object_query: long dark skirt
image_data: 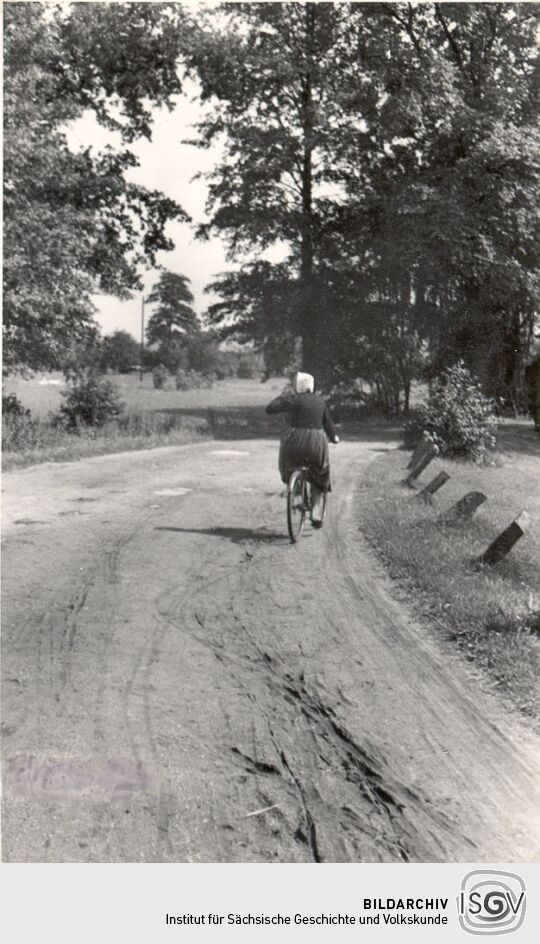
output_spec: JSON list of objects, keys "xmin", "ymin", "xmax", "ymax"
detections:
[{"xmin": 279, "ymin": 428, "xmax": 331, "ymax": 491}]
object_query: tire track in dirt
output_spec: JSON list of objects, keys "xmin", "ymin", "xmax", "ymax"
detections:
[
  {"xmin": 143, "ymin": 449, "xmax": 539, "ymax": 861},
  {"xmin": 147, "ymin": 517, "xmax": 467, "ymax": 861},
  {"xmin": 2, "ymin": 438, "xmax": 539, "ymax": 862}
]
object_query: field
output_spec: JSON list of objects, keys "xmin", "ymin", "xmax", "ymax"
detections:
[
  {"xmin": 2, "ymin": 374, "xmax": 289, "ymax": 469},
  {"xmin": 357, "ymin": 421, "xmax": 540, "ymax": 718},
  {"xmin": 5, "ymin": 372, "xmax": 286, "ymax": 418}
]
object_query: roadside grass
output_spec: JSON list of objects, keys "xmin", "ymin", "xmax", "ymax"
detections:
[
  {"xmin": 357, "ymin": 421, "xmax": 539, "ymax": 718},
  {"xmin": 2, "ymin": 410, "xmax": 213, "ymax": 470},
  {"xmin": 2, "ymin": 376, "xmax": 287, "ymax": 470}
]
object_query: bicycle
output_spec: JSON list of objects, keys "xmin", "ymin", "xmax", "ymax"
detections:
[{"xmin": 287, "ymin": 466, "xmax": 327, "ymax": 543}]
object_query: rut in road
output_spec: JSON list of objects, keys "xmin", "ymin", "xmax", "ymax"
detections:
[
  {"xmin": 154, "ymin": 545, "xmax": 467, "ymax": 863},
  {"xmin": 3, "ymin": 439, "xmax": 539, "ymax": 862}
]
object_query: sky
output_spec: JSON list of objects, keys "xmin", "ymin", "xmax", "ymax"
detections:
[{"xmin": 68, "ymin": 80, "xmax": 230, "ymax": 341}]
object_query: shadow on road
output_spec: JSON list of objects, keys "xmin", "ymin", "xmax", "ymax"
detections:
[
  {"xmin": 155, "ymin": 405, "xmax": 285, "ymax": 440},
  {"xmin": 155, "ymin": 525, "xmax": 287, "ymax": 545},
  {"xmin": 152, "ymin": 405, "xmax": 403, "ymax": 443}
]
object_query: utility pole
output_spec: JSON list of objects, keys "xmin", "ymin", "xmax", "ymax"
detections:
[{"xmin": 140, "ymin": 293, "xmax": 145, "ymax": 383}]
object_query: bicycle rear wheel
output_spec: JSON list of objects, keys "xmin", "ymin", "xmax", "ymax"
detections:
[{"xmin": 287, "ymin": 470, "xmax": 306, "ymax": 543}]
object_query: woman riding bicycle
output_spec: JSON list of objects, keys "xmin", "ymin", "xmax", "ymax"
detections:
[{"xmin": 265, "ymin": 371, "xmax": 339, "ymax": 526}]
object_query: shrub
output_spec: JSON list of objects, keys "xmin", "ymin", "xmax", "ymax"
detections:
[
  {"xmin": 327, "ymin": 380, "xmax": 369, "ymax": 421},
  {"xmin": 402, "ymin": 409, "xmax": 424, "ymax": 450},
  {"xmin": 2, "ymin": 392, "xmax": 31, "ymax": 420},
  {"xmin": 403, "ymin": 361, "xmax": 497, "ymax": 462},
  {"xmin": 152, "ymin": 364, "xmax": 172, "ymax": 390},
  {"xmin": 213, "ymin": 365, "xmax": 231, "ymax": 381},
  {"xmin": 174, "ymin": 368, "xmax": 214, "ymax": 391},
  {"xmin": 57, "ymin": 375, "xmax": 124, "ymax": 431},
  {"xmin": 2, "ymin": 393, "xmax": 38, "ymax": 450},
  {"xmin": 117, "ymin": 409, "xmax": 173, "ymax": 436},
  {"xmin": 237, "ymin": 355, "xmax": 262, "ymax": 379}
]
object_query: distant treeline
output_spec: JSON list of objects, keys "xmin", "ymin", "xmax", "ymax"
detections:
[{"xmin": 75, "ymin": 329, "xmax": 263, "ymax": 383}]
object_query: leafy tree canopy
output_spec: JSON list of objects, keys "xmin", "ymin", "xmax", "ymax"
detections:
[
  {"xmin": 100, "ymin": 330, "xmax": 141, "ymax": 374},
  {"xmin": 190, "ymin": 2, "xmax": 539, "ymax": 408},
  {"xmin": 3, "ymin": 1, "xmax": 189, "ymax": 375}
]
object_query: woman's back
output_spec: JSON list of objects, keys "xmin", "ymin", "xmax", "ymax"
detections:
[
  {"xmin": 266, "ymin": 390, "xmax": 337, "ymax": 440},
  {"xmin": 290, "ymin": 392, "xmax": 327, "ymax": 428}
]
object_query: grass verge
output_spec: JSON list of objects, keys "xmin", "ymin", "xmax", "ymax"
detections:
[
  {"xmin": 2, "ymin": 376, "xmax": 289, "ymax": 470},
  {"xmin": 2, "ymin": 410, "xmax": 212, "ymax": 470},
  {"xmin": 357, "ymin": 426, "xmax": 539, "ymax": 719}
]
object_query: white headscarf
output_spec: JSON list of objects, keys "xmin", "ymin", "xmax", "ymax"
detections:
[{"xmin": 294, "ymin": 371, "xmax": 314, "ymax": 394}]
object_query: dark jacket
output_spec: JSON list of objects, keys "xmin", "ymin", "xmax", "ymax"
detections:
[{"xmin": 265, "ymin": 391, "xmax": 338, "ymax": 441}]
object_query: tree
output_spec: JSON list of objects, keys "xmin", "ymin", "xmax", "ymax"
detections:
[
  {"xmin": 334, "ymin": 2, "xmax": 540, "ymax": 406},
  {"xmin": 145, "ymin": 271, "xmax": 198, "ymax": 370},
  {"xmin": 3, "ymin": 2, "xmax": 189, "ymax": 375},
  {"xmin": 60, "ymin": 327, "xmax": 103, "ymax": 383},
  {"xmin": 191, "ymin": 2, "xmax": 539, "ymax": 409},
  {"xmin": 100, "ymin": 331, "xmax": 141, "ymax": 374},
  {"xmin": 182, "ymin": 332, "xmax": 221, "ymax": 375},
  {"xmin": 188, "ymin": 2, "xmax": 382, "ymax": 378},
  {"xmin": 206, "ymin": 261, "xmax": 299, "ymax": 376}
]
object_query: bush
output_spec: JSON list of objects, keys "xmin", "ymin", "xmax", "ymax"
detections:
[
  {"xmin": 213, "ymin": 365, "xmax": 232, "ymax": 381},
  {"xmin": 237, "ymin": 355, "xmax": 262, "ymax": 379},
  {"xmin": 403, "ymin": 362, "xmax": 497, "ymax": 462},
  {"xmin": 2, "ymin": 392, "xmax": 31, "ymax": 420},
  {"xmin": 152, "ymin": 364, "xmax": 172, "ymax": 390},
  {"xmin": 115, "ymin": 409, "xmax": 173, "ymax": 436},
  {"xmin": 216, "ymin": 351, "xmax": 242, "ymax": 378},
  {"xmin": 402, "ymin": 410, "xmax": 424, "ymax": 450},
  {"xmin": 327, "ymin": 380, "xmax": 369, "ymax": 421},
  {"xmin": 57, "ymin": 375, "xmax": 124, "ymax": 431},
  {"xmin": 2, "ymin": 393, "xmax": 38, "ymax": 450},
  {"xmin": 174, "ymin": 368, "xmax": 214, "ymax": 391}
]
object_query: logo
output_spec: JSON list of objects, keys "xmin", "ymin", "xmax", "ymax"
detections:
[{"xmin": 458, "ymin": 871, "xmax": 526, "ymax": 935}]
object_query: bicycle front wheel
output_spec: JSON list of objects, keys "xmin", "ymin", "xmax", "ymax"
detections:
[{"xmin": 287, "ymin": 470, "xmax": 306, "ymax": 543}]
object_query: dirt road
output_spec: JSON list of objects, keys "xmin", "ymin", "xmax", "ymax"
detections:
[{"xmin": 2, "ymin": 438, "xmax": 539, "ymax": 862}]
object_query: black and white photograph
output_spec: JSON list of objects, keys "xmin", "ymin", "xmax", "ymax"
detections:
[{"xmin": 2, "ymin": 0, "xmax": 539, "ymax": 909}]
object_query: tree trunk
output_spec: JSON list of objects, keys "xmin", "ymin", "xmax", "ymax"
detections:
[
  {"xmin": 505, "ymin": 308, "xmax": 524, "ymax": 411},
  {"xmin": 403, "ymin": 380, "xmax": 411, "ymax": 414},
  {"xmin": 298, "ymin": 3, "xmax": 318, "ymax": 376}
]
